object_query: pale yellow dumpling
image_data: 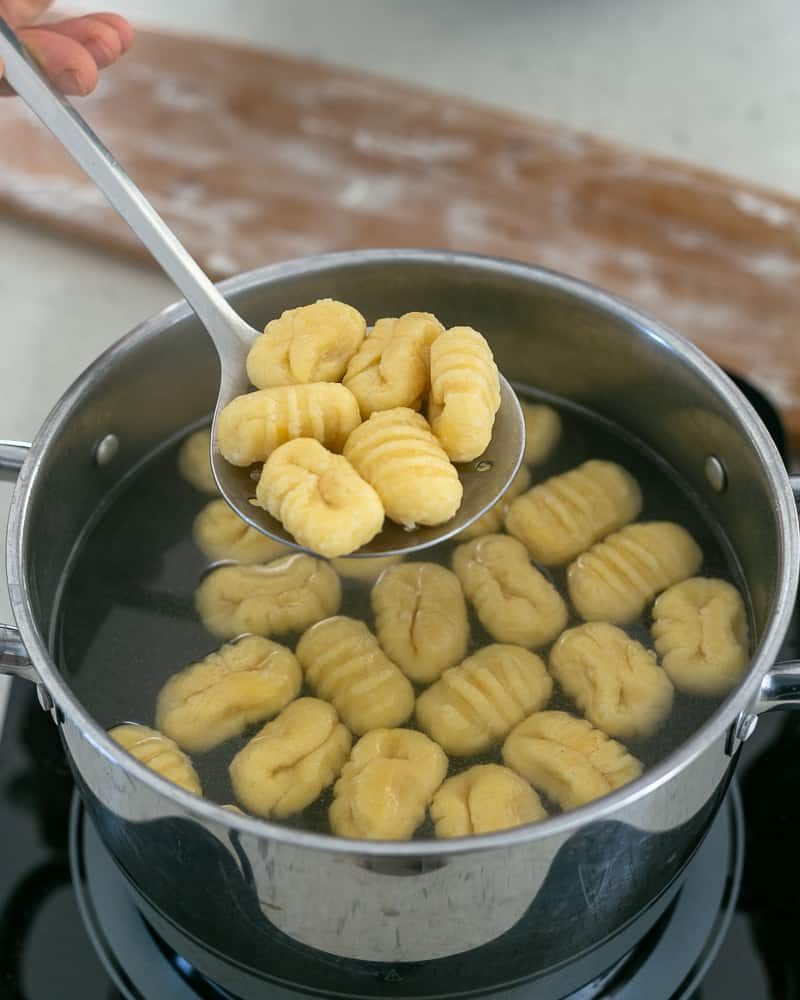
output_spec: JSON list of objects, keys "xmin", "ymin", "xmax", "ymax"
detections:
[
  {"xmin": 344, "ymin": 408, "xmax": 462, "ymax": 527},
  {"xmin": 296, "ymin": 616, "xmax": 415, "ymax": 734},
  {"xmin": 503, "ymin": 711, "xmax": 642, "ymax": 811},
  {"xmin": 522, "ymin": 403, "xmax": 561, "ymax": 466},
  {"xmin": 505, "ymin": 460, "xmax": 642, "ymax": 566},
  {"xmin": 109, "ymin": 724, "xmax": 201, "ymax": 795},
  {"xmin": 428, "ymin": 326, "xmax": 501, "ymax": 462},
  {"xmin": 177, "ymin": 428, "xmax": 217, "ymax": 495},
  {"xmin": 458, "ymin": 466, "xmax": 532, "ymax": 541},
  {"xmin": 229, "ymin": 698, "xmax": 351, "ymax": 818},
  {"xmin": 416, "ymin": 644, "xmax": 552, "ymax": 756},
  {"xmin": 452, "ymin": 534, "xmax": 567, "ymax": 648},
  {"xmin": 246, "ymin": 299, "xmax": 366, "ymax": 388},
  {"xmin": 371, "ymin": 563, "xmax": 469, "ymax": 684},
  {"xmin": 651, "ymin": 577, "xmax": 749, "ymax": 696},
  {"xmin": 216, "ymin": 383, "xmax": 361, "ymax": 467},
  {"xmin": 431, "ymin": 764, "xmax": 546, "ymax": 838},
  {"xmin": 196, "ymin": 554, "xmax": 341, "ymax": 639},
  {"xmin": 255, "ymin": 439, "xmax": 384, "ymax": 557},
  {"xmin": 331, "ymin": 553, "xmax": 403, "ymax": 582},
  {"xmin": 155, "ymin": 636, "xmax": 302, "ymax": 753},
  {"xmin": 330, "ymin": 728, "xmax": 448, "ymax": 840},
  {"xmin": 549, "ymin": 624, "xmax": 674, "ymax": 741},
  {"xmin": 568, "ymin": 522, "xmax": 703, "ymax": 625},
  {"xmin": 193, "ymin": 499, "xmax": 289, "ymax": 564},
  {"xmin": 343, "ymin": 312, "xmax": 443, "ymax": 417}
]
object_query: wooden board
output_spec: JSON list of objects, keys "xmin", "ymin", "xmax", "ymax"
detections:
[{"xmin": 2, "ymin": 30, "xmax": 799, "ymax": 444}]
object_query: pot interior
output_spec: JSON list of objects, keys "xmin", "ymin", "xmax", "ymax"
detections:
[{"xmin": 14, "ymin": 252, "xmax": 792, "ymax": 827}]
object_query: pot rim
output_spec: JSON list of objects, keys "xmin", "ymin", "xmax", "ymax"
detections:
[{"xmin": 7, "ymin": 248, "xmax": 798, "ymax": 857}]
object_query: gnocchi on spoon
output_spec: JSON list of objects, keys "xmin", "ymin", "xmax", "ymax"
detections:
[{"xmin": 0, "ymin": 17, "xmax": 525, "ymax": 558}]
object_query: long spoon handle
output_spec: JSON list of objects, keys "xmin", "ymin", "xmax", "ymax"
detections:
[{"xmin": 0, "ymin": 18, "xmax": 252, "ymax": 354}]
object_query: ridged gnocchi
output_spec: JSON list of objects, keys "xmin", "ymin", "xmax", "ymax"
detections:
[
  {"xmin": 177, "ymin": 428, "xmax": 217, "ymax": 495},
  {"xmin": 503, "ymin": 711, "xmax": 642, "ymax": 810},
  {"xmin": 549, "ymin": 624, "xmax": 674, "ymax": 741},
  {"xmin": 331, "ymin": 553, "xmax": 403, "ymax": 582},
  {"xmin": 415, "ymin": 644, "xmax": 553, "ymax": 756},
  {"xmin": 193, "ymin": 499, "xmax": 288, "ymax": 564},
  {"xmin": 506, "ymin": 460, "xmax": 642, "ymax": 566},
  {"xmin": 196, "ymin": 554, "xmax": 341, "ymax": 639},
  {"xmin": 428, "ymin": 326, "xmax": 501, "ymax": 462},
  {"xmin": 246, "ymin": 299, "xmax": 366, "ymax": 388},
  {"xmin": 296, "ymin": 616, "xmax": 415, "ymax": 734},
  {"xmin": 431, "ymin": 764, "xmax": 546, "ymax": 838},
  {"xmin": 651, "ymin": 577, "xmax": 749, "ymax": 696},
  {"xmin": 109, "ymin": 724, "xmax": 201, "ymax": 795},
  {"xmin": 155, "ymin": 636, "xmax": 302, "ymax": 752},
  {"xmin": 458, "ymin": 465, "xmax": 532, "ymax": 541},
  {"xmin": 568, "ymin": 521, "xmax": 703, "ymax": 625},
  {"xmin": 229, "ymin": 698, "xmax": 351, "ymax": 818},
  {"xmin": 329, "ymin": 728, "xmax": 448, "ymax": 840},
  {"xmin": 452, "ymin": 534, "xmax": 567, "ymax": 648},
  {"xmin": 216, "ymin": 383, "xmax": 361, "ymax": 467},
  {"xmin": 343, "ymin": 407, "xmax": 462, "ymax": 527},
  {"xmin": 522, "ymin": 403, "xmax": 561, "ymax": 466},
  {"xmin": 371, "ymin": 562, "xmax": 469, "ymax": 684},
  {"xmin": 343, "ymin": 312, "xmax": 443, "ymax": 417},
  {"xmin": 255, "ymin": 439, "xmax": 384, "ymax": 557}
]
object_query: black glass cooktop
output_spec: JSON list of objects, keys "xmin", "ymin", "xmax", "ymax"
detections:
[{"xmin": 1, "ymin": 373, "xmax": 798, "ymax": 1000}]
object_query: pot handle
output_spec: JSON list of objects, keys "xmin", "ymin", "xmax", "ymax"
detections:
[
  {"xmin": 754, "ymin": 474, "xmax": 800, "ymax": 713},
  {"xmin": 0, "ymin": 440, "xmax": 38, "ymax": 683}
]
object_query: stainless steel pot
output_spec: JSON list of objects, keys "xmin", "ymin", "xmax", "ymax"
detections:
[{"xmin": 2, "ymin": 249, "xmax": 800, "ymax": 996}]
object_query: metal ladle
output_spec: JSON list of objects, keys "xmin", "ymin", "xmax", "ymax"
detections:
[{"xmin": 0, "ymin": 19, "xmax": 525, "ymax": 556}]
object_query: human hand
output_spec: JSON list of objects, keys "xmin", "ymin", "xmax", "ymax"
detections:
[{"xmin": 0, "ymin": 1, "xmax": 133, "ymax": 96}]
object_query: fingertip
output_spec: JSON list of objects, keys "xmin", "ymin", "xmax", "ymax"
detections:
[
  {"xmin": 92, "ymin": 13, "xmax": 134, "ymax": 52},
  {"xmin": 21, "ymin": 27, "xmax": 100, "ymax": 95}
]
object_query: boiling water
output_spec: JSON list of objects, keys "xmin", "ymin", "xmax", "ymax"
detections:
[{"xmin": 55, "ymin": 388, "xmax": 748, "ymax": 834}]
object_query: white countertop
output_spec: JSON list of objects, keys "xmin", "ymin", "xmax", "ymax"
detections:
[{"xmin": 1, "ymin": 0, "xmax": 798, "ymax": 704}]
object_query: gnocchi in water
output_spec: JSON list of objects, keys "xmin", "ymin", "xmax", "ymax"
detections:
[
  {"xmin": 453, "ymin": 534, "xmax": 567, "ymax": 648},
  {"xmin": 521, "ymin": 402, "xmax": 561, "ymax": 466},
  {"xmin": 416, "ymin": 644, "xmax": 553, "ymax": 756},
  {"xmin": 330, "ymin": 728, "xmax": 448, "ymax": 840},
  {"xmin": 229, "ymin": 698, "xmax": 351, "ymax": 818},
  {"xmin": 343, "ymin": 312, "xmax": 443, "ymax": 417},
  {"xmin": 109, "ymin": 724, "xmax": 201, "ymax": 795},
  {"xmin": 651, "ymin": 577, "xmax": 749, "ymax": 696},
  {"xmin": 344, "ymin": 407, "xmax": 462, "ymax": 527},
  {"xmin": 371, "ymin": 562, "xmax": 469, "ymax": 684},
  {"xmin": 458, "ymin": 465, "xmax": 532, "ymax": 541},
  {"xmin": 155, "ymin": 636, "xmax": 302, "ymax": 753},
  {"xmin": 196, "ymin": 554, "xmax": 341, "ymax": 639},
  {"xmin": 296, "ymin": 616, "xmax": 415, "ymax": 734},
  {"xmin": 431, "ymin": 764, "xmax": 546, "ymax": 838},
  {"xmin": 193, "ymin": 499, "xmax": 288, "ymax": 564},
  {"xmin": 568, "ymin": 521, "xmax": 703, "ymax": 625},
  {"xmin": 256, "ymin": 438, "xmax": 384, "ymax": 557},
  {"xmin": 428, "ymin": 326, "xmax": 501, "ymax": 462},
  {"xmin": 246, "ymin": 299, "xmax": 366, "ymax": 388},
  {"xmin": 506, "ymin": 460, "xmax": 642, "ymax": 566},
  {"xmin": 549, "ymin": 623, "xmax": 674, "ymax": 741},
  {"xmin": 216, "ymin": 383, "xmax": 361, "ymax": 467},
  {"xmin": 503, "ymin": 711, "xmax": 642, "ymax": 810},
  {"xmin": 177, "ymin": 428, "xmax": 217, "ymax": 495}
]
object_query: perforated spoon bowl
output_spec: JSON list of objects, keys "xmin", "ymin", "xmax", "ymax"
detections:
[{"xmin": 0, "ymin": 18, "xmax": 525, "ymax": 556}]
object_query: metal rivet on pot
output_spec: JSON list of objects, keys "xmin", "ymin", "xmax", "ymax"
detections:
[
  {"xmin": 475, "ymin": 460, "xmax": 493, "ymax": 473},
  {"xmin": 95, "ymin": 434, "xmax": 119, "ymax": 466},
  {"xmin": 736, "ymin": 713, "xmax": 758, "ymax": 743},
  {"xmin": 705, "ymin": 456, "xmax": 727, "ymax": 492},
  {"xmin": 36, "ymin": 684, "xmax": 53, "ymax": 713}
]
